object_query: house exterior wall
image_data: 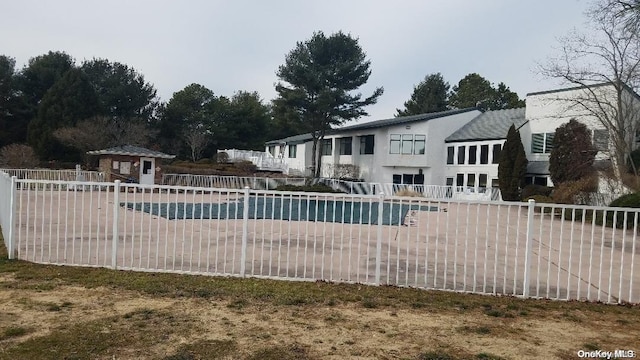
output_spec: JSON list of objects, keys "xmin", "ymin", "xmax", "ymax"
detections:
[
  {"xmin": 443, "ymin": 139, "xmax": 504, "ymax": 189},
  {"xmin": 95, "ymin": 154, "xmax": 165, "ymax": 184},
  {"xmin": 312, "ymin": 110, "xmax": 481, "ymax": 184}
]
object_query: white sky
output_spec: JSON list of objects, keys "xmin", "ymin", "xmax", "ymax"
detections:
[{"xmin": 1, "ymin": 0, "xmax": 592, "ymax": 124}]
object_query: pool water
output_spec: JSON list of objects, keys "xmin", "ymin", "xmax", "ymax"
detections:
[{"xmin": 121, "ymin": 197, "xmax": 438, "ymax": 226}]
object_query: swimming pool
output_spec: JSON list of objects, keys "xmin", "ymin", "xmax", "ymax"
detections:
[{"xmin": 121, "ymin": 197, "xmax": 438, "ymax": 225}]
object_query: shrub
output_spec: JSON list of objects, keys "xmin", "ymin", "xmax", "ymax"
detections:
[
  {"xmin": 551, "ymin": 176, "xmax": 598, "ymax": 204},
  {"xmin": 394, "ymin": 189, "xmax": 424, "ymax": 197},
  {"xmin": 0, "ymin": 144, "xmax": 39, "ymax": 168},
  {"xmin": 498, "ymin": 125, "xmax": 528, "ymax": 201},
  {"xmin": 528, "ymin": 195, "xmax": 554, "ymax": 213},
  {"xmin": 215, "ymin": 152, "xmax": 229, "ymax": 164},
  {"xmin": 234, "ymin": 160, "xmax": 257, "ymax": 174},
  {"xmin": 521, "ymin": 184, "xmax": 552, "ymax": 200},
  {"xmin": 275, "ymin": 184, "xmax": 343, "ymax": 193},
  {"xmin": 608, "ymin": 193, "xmax": 640, "ymax": 229}
]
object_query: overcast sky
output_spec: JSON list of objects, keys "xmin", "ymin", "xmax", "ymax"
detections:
[{"xmin": 1, "ymin": 0, "xmax": 592, "ymax": 123}]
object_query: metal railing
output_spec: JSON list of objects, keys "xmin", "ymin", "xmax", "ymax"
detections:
[
  {"xmin": 0, "ymin": 168, "xmax": 105, "ymax": 182},
  {"xmin": 218, "ymin": 149, "xmax": 288, "ymax": 171},
  {"xmin": 1, "ymin": 175, "xmax": 638, "ymax": 304},
  {"xmin": 162, "ymin": 174, "xmax": 502, "ymax": 200}
]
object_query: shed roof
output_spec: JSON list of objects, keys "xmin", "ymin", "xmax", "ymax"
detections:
[
  {"xmin": 86, "ymin": 145, "xmax": 175, "ymax": 159},
  {"xmin": 445, "ymin": 108, "xmax": 527, "ymax": 143}
]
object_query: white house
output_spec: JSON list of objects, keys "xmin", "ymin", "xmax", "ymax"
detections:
[
  {"xmin": 443, "ymin": 108, "xmax": 527, "ymax": 189},
  {"xmin": 257, "ymin": 83, "xmax": 640, "ymax": 192},
  {"xmin": 265, "ymin": 108, "xmax": 482, "ymax": 184}
]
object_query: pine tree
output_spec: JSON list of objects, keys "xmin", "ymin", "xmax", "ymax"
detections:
[{"xmin": 498, "ymin": 124, "xmax": 528, "ymax": 201}]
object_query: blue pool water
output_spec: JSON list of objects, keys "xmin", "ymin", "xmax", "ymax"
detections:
[{"xmin": 121, "ymin": 197, "xmax": 437, "ymax": 225}]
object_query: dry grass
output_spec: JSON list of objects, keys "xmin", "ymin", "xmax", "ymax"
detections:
[{"xmin": 0, "ymin": 241, "xmax": 639, "ymax": 359}]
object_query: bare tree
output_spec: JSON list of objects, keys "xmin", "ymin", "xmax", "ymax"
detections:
[
  {"xmin": 0, "ymin": 144, "xmax": 39, "ymax": 168},
  {"xmin": 184, "ymin": 124, "xmax": 210, "ymax": 162},
  {"xmin": 540, "ymin": 0, "xmax": 640, "ymax": 180},
  {"xmin": 53, "ymin": 116, "xmax": 158, "ymax": 153}
]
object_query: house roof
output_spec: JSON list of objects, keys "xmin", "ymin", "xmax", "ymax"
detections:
[
  {"xmin": 445, "ymin": 108, "xmax": 527, "ymax": 143},
  {"xmin": 527, "ymin": 161, "xmax": 549, "ymax": 175},
  {"xmin": 266, "ymin": 108, "xmax": 479, "ymax": 145},
  {"xmin": 86, "ymin": 145, "xmax": 176, "ymax": 159},
  {"xmin": 526, "ymin": 81, "xmax": 640, "ymax": 101}
]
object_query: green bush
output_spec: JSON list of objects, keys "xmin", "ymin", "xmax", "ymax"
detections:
[
  {"xmin": 521, "ymin": 184, "xmax": 552, "ymax": 200},
  {"xmin": 608, "ymin": 193, "xmax": 640, "ymax": 229},
  {"xmin": 275, "ymin": 184, "xmax": 343, "ymax": 193}
]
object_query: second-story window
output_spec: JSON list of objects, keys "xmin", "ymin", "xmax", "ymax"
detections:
[
  {"xmin": 321, "ymin": 138, "xmax": 332, "ymax": 156},
  {"xmin": 531, "ymin": 133, "xmax": 555, "ymax": 154},
  {"xmin": 457, "ymin": 145, "xmax": 466, "ymax": 164},
  {"xmin": 446, "ymin": 146, "xmax": 454, "ymax": 164},
  {"xmin": 414, "ymin": 135, "xmax": 426, "ymax": 154},
  {"xmin": 390, "ymin": 135, "xmax": 401, "ymax": 154},
  {"xmin": 359, "ymin": 135, "xmax": 374, "ymax": 154},
  {"xmin": 468, "ymin": 145, "xmax": 477, "ymax": 164},
  {"xmin": 402, "ymin": 134, "xmax": 413, "ymax": 154},
  {"xmin": 339, "ymin": 137, "xmax": 352, "ymax": 155}
]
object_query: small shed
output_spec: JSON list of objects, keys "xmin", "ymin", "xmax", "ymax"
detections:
[{"xmin": 87, "ymin": 145, "xmax": 175, "ymax": 185}]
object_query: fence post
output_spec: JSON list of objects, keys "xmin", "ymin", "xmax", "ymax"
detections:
[
  {"xmin": 523, "ymin": 198, "xmax": 535, "ymax": 298},
  {"xmin": 240, "ymin": 186, "xmax": 250, "ymax": 276},
  {"xmin": 112, "ymin": 180, "xmax": 121, "ymax": 269},
  {"xmin": 7, "ymin": 176, "xmax": 17, "ymax": 259},
  {"xmin": 375, "ymin": 192, "xmax": 385, "ymax": 285}
]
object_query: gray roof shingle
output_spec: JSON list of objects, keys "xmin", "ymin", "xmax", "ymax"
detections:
[
  {"xmin": 87, "ymin": 145, "xmax": 175, "ymax": 159},
  {"xmin": 445, "ymin": 108, "xmax": 527, "ymax": 143},
  {"xmin": 266, "ymin": 108, "xmax": 479, "ymax": 145}
]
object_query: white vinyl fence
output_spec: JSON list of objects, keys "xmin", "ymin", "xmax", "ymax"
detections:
[
  {"xmin": 1, "ymin": 172, "xmax": 638, "ymax": 304},
  {"xmin": 162, "ymin": 174, "xmax": 502, "ymax": 201}
]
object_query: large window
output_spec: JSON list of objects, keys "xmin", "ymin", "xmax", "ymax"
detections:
[
  {"xmin": 480, "ymin": 145, "xmax": 489, "ymax": 164},
  {"xmin": 288, "ymin": 144, "xmax": 297, "ymax": 158},
  {"xmin": 393, "ymin": 173, "xmax": 424, "ymax": 185},
  {"xmin": 468, "ymin": 145, "xmax": 477, "ymax": 164},
  {"xmin": 457, "ymin": 145, "xmax": 466, "ymax": 164},
  {"xmin": 389, "ymin": 134, "xmax": 426, "ymax": 155},
  {"xmin": 339, "ymin": 137, "xmax": 352, "ymax": 155},
  {"xmin": 390, "ymin": 134, "xmax": 401, "ymax": 154},
  {"xmin": 492, "ymin": 144, "xmax": 501, "ymax": 164},
  {"xmin": 531, "ymin": 133, "xmax": 555, "ymax": 154},
  {"xmin": 446, "ymin": 146, "xmax": 454, "ymax": 164},
  {"xmin": 321, "ymin": 139, "xmax": 332, "ymax": 156},
  {"xmin": 414, "ymin": 135, "xmax": 426, "ymax": 154},
  {"xmin": 359, "ymin": 135, "xmax": 374, "ymax": 154}
]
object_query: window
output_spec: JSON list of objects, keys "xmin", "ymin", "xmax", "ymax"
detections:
[
  {"xmin": 491, "ymin": 179, "xmax": 500, "ymax": 188},
  {"xmin": 394, "ymin": 173, "xmax": 425, "ymax": 185},
  {"xmin": 480, "ymin": 145, "xmax": 489, "ymax": 164},
  {"xmin": 268, "ymin": 145, "xmax": 276, "ymax": 156},
  {"xmin": 390, "ymin": 134, "xmax": 401, "ymax": 154},
  {"xmin": 120, "ymin": 161, "xmax": 131, "ymax": 175},
  {"xmin": 531, "ymin": 133, "xmax": 554, "ymax": 154},
  {"xmin": 321, "ymin": 139, "xmax": 332, "ymax": 156},
  {"xmin": 339, "ymin": 137, "xmax": 352, "ymax": 155},
  {"xmin": 457, "ymin": 146, "xmax": 466, "ymax": 164},
  {"xmin": 456, "ymin": 173, "xmax": 464, "ymax": 187},
  {"xmin": 467, "ymin": 173, "xmax": 476, "ymax": 188},
  {"xmin": 390, "ymin": 134, "xmax": 425, "ymax": 155},
  {"xmin": 359, "ymin": 135, "xmax": 374, "ymax": 154},
  {"xmin": 288, "ymin": 144, "xmax": 297, "ymax": 158},
  {"xmin": 414, "ymin": 135, "xmax": 426, "ymax": 154},
  {"xmin": 526, "ymin": 176, "xmax": 548, "ymax": 186},
  {"xmin": 468, "ymin": 145, "xmax": 477, "ymax": 164},
  {"xmin": 492, "ymin": 144, "xmax": 501, "ymax": 164},
  {"xmin": 479, "ymin": 174, "xmax": 488, "ymax": 188},
  {"xmin": 446, "ymin": 146, "xmax": 454, "ymax": 164},
  {"xmin": 402, "ymin": 134, "xmax": 413, "ymax": 154},
  {"xmin": 593, "ymin": 129, "xmax": 609, "ymax": 151},
  {"xmin": 446, "ymin": 177, "xmax": 454, "ymax": 186}
]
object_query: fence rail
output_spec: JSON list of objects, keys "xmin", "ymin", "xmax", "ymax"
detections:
[
  {"xmin": 1, "ymin": 172, "xmax": 638, "ymax": 304},
  {"xmin": 162, "ymin": 174, "xmax": 502, "ymax": 201},
  {"xmin": 0, "ymin": 168, "xmax": 105, "ymax": 182}
]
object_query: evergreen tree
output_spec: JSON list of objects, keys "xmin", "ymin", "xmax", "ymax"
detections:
[
  {"xmin": 549, "ymin": 119, "xmax": 597, "ymax": 184},
  {"xmin": 27, "ymin": 68, "xmax": 100, "ymax": 160},
  {"xmin": 498, "ymin": 124, "xmax": 528, "ymax": 201},
  {"xmin": 396, "ymin": 73, "xmax": 449, "ymax": 116},
  {"xmin": 275, "ymin": 31, "xmax": 383, "ymax": 177}
]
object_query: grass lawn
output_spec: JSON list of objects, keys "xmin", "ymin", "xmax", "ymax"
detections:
[{"xmin": 0, "ymin": 241, "xmax": 638, "ymax": 359}]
